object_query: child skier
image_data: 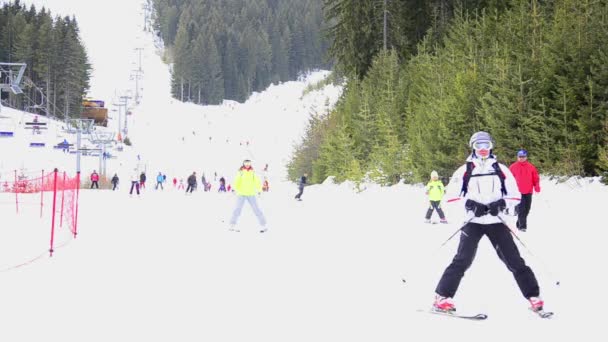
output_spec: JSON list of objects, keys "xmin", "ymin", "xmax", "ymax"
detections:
[
  {"xmin": 218, "ymin": 177, "xmax": 227, "ymax": 192},
  {"xmin": 424, "ymin": 170, "xmax": 447, "ymax": 224}
]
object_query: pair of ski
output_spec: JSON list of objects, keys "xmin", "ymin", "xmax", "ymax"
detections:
[{"xmin": 422, "ymin": 307, "xmax": 553, "ymax": 320}]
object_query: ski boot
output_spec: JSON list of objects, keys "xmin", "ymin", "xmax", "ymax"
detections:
[
  {"xmin": 433, "ymin": 294, "xmax": 456, "ymax": 312},
  {"xmin": 528, "ymin": 297, "xmax": 544, "ymax": 312}
]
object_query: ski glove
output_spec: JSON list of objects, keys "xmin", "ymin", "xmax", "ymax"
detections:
[
  {"xmin": 465, "ymin": 199, "xmax": 506, "ymax": 217},
  {"xmin": 488, "ymin": 199, "xmax": 506, "ymax": 216},
  {"xmin": 465, "ymin": 199, "xmax": 488, "ymax": 217}
]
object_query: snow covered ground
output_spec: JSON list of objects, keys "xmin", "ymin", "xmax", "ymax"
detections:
[{"xmin": 0, "ymin": 0, "xmax": 605, "ymax": 341}]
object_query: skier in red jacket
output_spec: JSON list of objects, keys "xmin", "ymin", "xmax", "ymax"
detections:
[
  {"xmin": 90, "ymin": 170, "xmax": 100, "ymax": 189},
  {"xmin": 509, "ymin": 149, "xmax": 540, "ymax": 232}
]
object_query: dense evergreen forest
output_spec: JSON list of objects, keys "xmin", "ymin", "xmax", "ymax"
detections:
[
  {"xmin": 0, "ymin": 0, "xmax": 91, "ymax": 119},
  {"xmin": 152, "ymin": 0, "xmax": 330, "ymax": 104},
  {"xmin": 289, "ymin": 0, "xmax": 608, "ymax": 184}
]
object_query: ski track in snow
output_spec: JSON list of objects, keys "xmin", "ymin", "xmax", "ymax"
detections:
[{"xmin": 0, "ymin": 1, "xmax": 604, "ymax": 340}]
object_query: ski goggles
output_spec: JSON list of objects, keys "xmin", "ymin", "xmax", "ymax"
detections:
[{"xmin": 472, "ymin": 140, "xmax": 493, "ymax": 150}]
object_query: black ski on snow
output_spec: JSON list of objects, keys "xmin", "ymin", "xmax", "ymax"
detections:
[
  {"xmin": 419, "ymin": 308, "xmax": 488, "ymax": 321},
  {"xmin": 532, "ymin": 309, "xmax": 554, "ymax": 319}
]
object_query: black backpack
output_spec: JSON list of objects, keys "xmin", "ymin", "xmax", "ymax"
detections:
[{"xmin": 460, "ymin": 161, "xmax": 507, "ymax": 197}]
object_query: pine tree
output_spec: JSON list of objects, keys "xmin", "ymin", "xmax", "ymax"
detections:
[
  {"xmin": 315, "ymin": 121, "xmax": 361, "ymax": 183},
  {"xmin": 33, "ymin": 8, "xmax": 54, "ymax": 115}
]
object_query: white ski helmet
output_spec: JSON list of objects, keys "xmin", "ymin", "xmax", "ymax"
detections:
[
  {"xmin": 430, "ymin": 170, "xmax": 439, "ymax": 179},
  {"xmin": 469, "ymin": 131, "xmax": 494, "ymax": 149}
]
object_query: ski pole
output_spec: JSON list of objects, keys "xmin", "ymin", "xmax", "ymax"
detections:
[
  {"xmin": 497, "ymin": 215, "xmax": 561, "ymax": 286},
  {"xmin": 497, "ymin": 215, "xmax": 531, "ymax": 250},
  {"xmin": 438, "ymin": 215, "xmax": 475, "ymax": 249},
  {"xmin": 401, "ymin": 216, "xmax": 474, "ymax": 286}
]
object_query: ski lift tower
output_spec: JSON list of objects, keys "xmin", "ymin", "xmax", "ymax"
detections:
[
  {"xmin": 0, "ymin": 63, "xmax": 26, "ymax": 113},
  {"xmin": 90, "ymin": 131, "xmax": 115, "ymax": 177},
  {"xmin": 119, "ymin": 95, "xmax": 132, "ymax": 135},
  {"xmin": 68, "ymin": 118, "xmax": 95, "ymax": 174}
]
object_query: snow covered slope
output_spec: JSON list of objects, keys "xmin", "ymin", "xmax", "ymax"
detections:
[{"xmin": 0, "ymin": 1, "xmax": 604, "ymax": 341}]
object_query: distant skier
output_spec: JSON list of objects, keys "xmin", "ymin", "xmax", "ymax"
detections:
[
  {"xmin": 111, "ymin": 173, "xmax": 119, "ymax": 191},
  {"xmin": 90, "ymin": 170, "xmax": 100, "ymax": 189},
  {"xmin": 228, "ymin": 159, "xmax": 267, "ymax": 233},
  {"xmin": 431, "ymin": 131, "xmax": 546, "ymax": 314},
  {"xmin": 155, "ymin": 172, "xmax": 164, "ymax": 190},
  {"xmin": 139, "ymin": 172, "xmax": 147, "ymax": 189},
  {"xmin": 129, "ymin": 170, "xmax": 140, "ymax": 196},
  {"xmin": 201, "ymin": 174, "xmax": 208, "ymax": 192},
  {"xmin": 424, "ymin": 170, "xmax": 447, "ymax": 224},
  {"xmin": 218, "ymin": 177, "xmax": 226, "ymax": 192},
  {"xmin": 178, "ymin": 178, "xmax": 185, "ymax": 190},
  {"xmin": 262, "ymin": 178, "xmax": 269, "ymax": 192},
  {"xmin": 294, "ymin": 173, "xmax": 307, "ymax": 201},
  {"xmin": 509, "ymin": 149, "xmax": 540, "ymax": 232},
  {"xmin": 186, "ymin": 172, "xmax": 197, "ymax": 193},
  {"xmin": 172, "ymin": 177, "xmax": 177, "ymax": 188}
]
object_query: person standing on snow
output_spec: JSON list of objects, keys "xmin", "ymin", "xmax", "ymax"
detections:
[
  {"xmin": 509, "ymin": 149, "xmax": 540, "ymax": 232},
  {"xmin": 155, "ymin": 172, "xmax": 164, "ymax": 190},
  {"xmin": 90, "ymin": 170, "xmax": 100, "ymax": 189},
  {"xmin": 201, "ymin": 174, "xmax": 208, "ymax": 192},
  {"xmin": 218, "ymin": 177, "xmax": 227, "ymax": 192},
  {"xmin": 424, "ymin": 170, "xmax": 447, "ymax": 224},
  {"xmin": 129, "ymin": 170, "xmax": 140, "ymax": 196},
  {"xmin": 139, "ymin": 172, "xmax": 147, "ymax": 190},
  {"xmin": 294, "ymin": 173, "xmax": 307, "ymax": 201},
  {"xmin": 432, "ymin": 131, "xmax": 546, "ymax": 314},
  {"xmin": 228, "ymin": 159, "xmax": 267, "ymax": 233},
  {"xmin": 186, "ymin": 172, "xmax": 197, "ymax": 193},
  {"xmin": 111, "ymin": 173, "xmax": 119, "ymax": 191}
]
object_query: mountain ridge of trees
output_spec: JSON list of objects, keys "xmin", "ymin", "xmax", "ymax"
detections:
[
  {"xmin": 289, "ymin": 0, "xmax": 608, "ymax": 184},
  {"xmin": 0, "ymin": 0, "xmax": 91, "ymax": 119},
  {"xmin": 153, "ymin": 0, "xmax": 330, "ymax": 104}
]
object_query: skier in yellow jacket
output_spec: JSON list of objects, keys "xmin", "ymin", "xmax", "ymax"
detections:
[
  {"xmin": 424, "ymin": 170, "xmax": 448, "ymax": 224},
  {"xmin": 228, "ymin": 159, "xmax": 267, "ymax": 233}
]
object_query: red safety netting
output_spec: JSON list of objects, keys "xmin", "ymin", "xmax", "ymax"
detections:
[{"xmin": 0, "ymin": 169, "xmax": 80, "ymax": 257}]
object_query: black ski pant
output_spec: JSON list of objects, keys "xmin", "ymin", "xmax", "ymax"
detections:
[
  {"xmin": 112, "ymin": 182, "xmax": 118, "ymax": 191},
  {"xmin": 156, "ymin": 181, "xmax": 163, "ymax": 190},
  {"xmin": 435, "ymin": 222, "xmax": 539, "ymax": 299},
  {"xmin": 91, "ymin": 181, "xmax": 99, "ymax": 189},
  {"xmin": 295, "ymin": 186, "xmax": 304, "ymax": 199},
  {"xmin": 425, "ymin": 201, "xmax": 445, "ymax": 220},
  {"xmin": 516, "ymin": 193, "xmax": 533, "ymax": 229},
  {"xmin": 186, "ymin": 184, "xmax": 195, "ymax": 193},
  {"xmin": 129, "ymin": 181, "xmax": 140, "ymax": 195}
]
